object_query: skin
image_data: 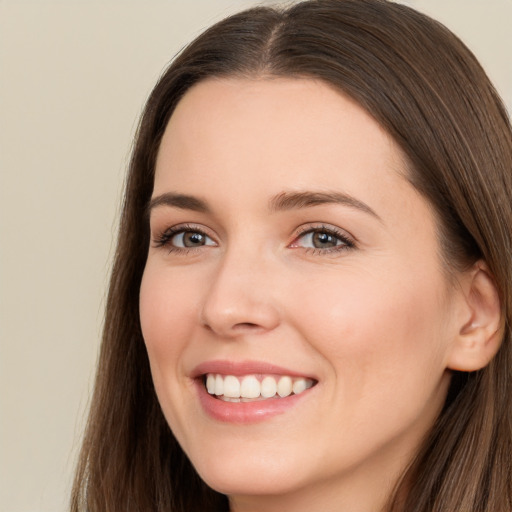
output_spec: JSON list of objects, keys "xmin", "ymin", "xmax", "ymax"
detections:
[{"xmin": 139, "ymin": 78, "xmax": 471, "ymax": 512}]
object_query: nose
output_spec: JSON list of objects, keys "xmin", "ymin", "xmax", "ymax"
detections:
[{"xmin": 200, "ymin": 249, "xmax": 281, "ymax": 338}]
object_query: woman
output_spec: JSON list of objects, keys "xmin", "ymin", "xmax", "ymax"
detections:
[{"xmin": 71, "ymin": 1, "xmax": 512, "ymax": 511}]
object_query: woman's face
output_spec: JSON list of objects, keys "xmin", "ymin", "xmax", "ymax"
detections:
[{"xmin": 140, "ymin": 78, "xmax": 463, "ymax": 510}]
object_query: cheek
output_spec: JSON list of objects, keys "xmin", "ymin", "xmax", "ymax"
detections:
[
  {"xmin": 139, "ymin": 263, "xmax": 202, "ymax": 417},
  {"xmin": 291, "ymin": 266, "xmax": 451, "ymax": 398},
  {"xmin": 290, "ymin": 268, "xmax": 453, "ymax": 469},
  {"xmin": 139, "ymin": 264, "xmax": 203, "ymax": 437},
  {"xmin": 139, "ymin": 263, "xmax": 198, "ymax": 357}
]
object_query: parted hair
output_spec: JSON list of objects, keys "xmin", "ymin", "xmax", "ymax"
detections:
[{"xmin": 71, "ymin": 1, "xmax": 512, "ymax": 510}]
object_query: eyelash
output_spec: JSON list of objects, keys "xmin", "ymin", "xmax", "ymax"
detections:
[
  {"xmin": 292, "ymin": 224, "xmax": 355, "ymax": 255},
  {"xmin": 153, "ymin": 224, "xmax": 214, "ymax": 254},
  {"xmin": 152, "ymin": 223, "xmax": 356, "ymax": 255}
]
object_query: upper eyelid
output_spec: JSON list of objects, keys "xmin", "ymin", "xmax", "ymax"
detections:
[
  {"xmin": 294, "ymin": 223, "xmax": 356, "ymax": 241},
  {"xmin": 151, "ymin": 223, "xmax": 215, "ymax": 241},
  {"xmin": 153, "ymin": 222, "xmax": 214, "ymax": 237}
]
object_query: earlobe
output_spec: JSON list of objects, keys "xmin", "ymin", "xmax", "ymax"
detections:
[{"xmin": 447, "ymin": 262, "xmax": 503, "ymax": 372}]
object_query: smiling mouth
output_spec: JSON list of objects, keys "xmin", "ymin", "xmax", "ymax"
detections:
[{"xmin": 204, "ymin": 373, "xmax": 316, "ymax": 402}]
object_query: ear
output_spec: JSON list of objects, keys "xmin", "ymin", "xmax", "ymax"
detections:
[{"xmin": 447, "ymin": 261, "xmax": 503, "ymax": 372}]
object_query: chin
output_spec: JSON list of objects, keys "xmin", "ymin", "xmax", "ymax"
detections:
[{"xmin": 189, "ymin": 448, "xmax": 309, "ymax": 497}]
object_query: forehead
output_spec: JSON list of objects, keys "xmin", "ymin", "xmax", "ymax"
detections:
[{"xmin": 155, "ymin": 77, "xmax": 404, "ymax": 192}]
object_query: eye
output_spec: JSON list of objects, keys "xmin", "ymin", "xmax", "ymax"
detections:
[
  {"xmin": 298, "ymin": 231, "xmax": 342, "ymax": 249},
  {"xmin": 290, "ymin": 225, "xmax": 354, "ymax": 252},
  {"xmin": 171, "ymin": 230, "xmax": 215, "ymax": 248},
  {"xmin": 153, "ymin": 225, "xmax": 216, "ymax": 252}
]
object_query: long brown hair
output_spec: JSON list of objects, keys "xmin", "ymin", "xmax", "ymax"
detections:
[{"xmin": 71, "ymin": 1, "xmax": 512, "ymax": 510}]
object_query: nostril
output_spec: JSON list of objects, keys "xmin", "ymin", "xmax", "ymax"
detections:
[
  {"xmin": 202, "ymin": 321, "xmax": 261, "ymax": 333},
  {"xmin": 232, "ymin": 322, "xmax": 263, "ymax": 331}
]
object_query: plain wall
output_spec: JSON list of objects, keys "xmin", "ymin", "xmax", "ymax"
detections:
[{"xmin": 0, "ymin": 1, "xmax": 510, "ymax": 511}]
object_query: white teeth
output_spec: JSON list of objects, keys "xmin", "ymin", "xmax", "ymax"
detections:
[
  {"xmin": 240, "ymin": 375, "xmax": 261, "ymax": 399},
  {"xmin": 292, "ymin": 378, "xmax": 307, "ymax": 395},
  {"xmin": 277, "ymin": 376, "xmax": 292, "ymax": 397},
  {"xmin": 261, "ymin": 376, "xmax": 277, "ymax": 398},
  {"xmin": 215, "ymin": 374, "xmax": 224, "ymax": 396},
  {"xmin": 205, "ymin": 373, "xmax": 315, "ymax": 400},
  {"xmin": 206, "ymin": 374, "xmax": 216, "ymax": 394},
  {"xmin": 223, "ymin": 375, "xmax": 241, "ymax": 398}
]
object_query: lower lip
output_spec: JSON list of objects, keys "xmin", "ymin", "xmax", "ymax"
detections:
[{"xmin": 195, "ymin": 380, "xmax": 312, "ymax": 424}]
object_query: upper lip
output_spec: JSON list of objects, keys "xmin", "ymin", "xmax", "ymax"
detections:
[{"xmin": 191, "ymin": 360, "xmax": 317, "ymax": 380}]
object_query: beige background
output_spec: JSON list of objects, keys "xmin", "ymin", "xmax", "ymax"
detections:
[{"xmin": 0, "ymin": 1, "xmax": 510, "ymax": 511}]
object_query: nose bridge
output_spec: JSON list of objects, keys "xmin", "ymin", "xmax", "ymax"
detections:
[{"xmin": 200, "ymin": 241, "xmax": 280, "ymax": 336}]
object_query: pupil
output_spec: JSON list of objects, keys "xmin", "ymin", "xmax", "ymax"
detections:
[
  {"xmin": 184, "ymin": 232, "xmax": 204, "ymax": 247},
  {"xmin": 313, "ymin": 231, "xmax": 336, "ymax": 248}
]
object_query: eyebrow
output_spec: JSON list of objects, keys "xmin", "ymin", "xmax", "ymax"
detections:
[
  {"xmin": 147, "ymin": 190, "xmax": 381, "ymax": 221},
  {"xmin": 147, "ymin": 193, "xmax": 210, "ymax": 216},
  {"xmin": 269, "ymin": 190, "xmax": 381, "ymax": 221}
]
